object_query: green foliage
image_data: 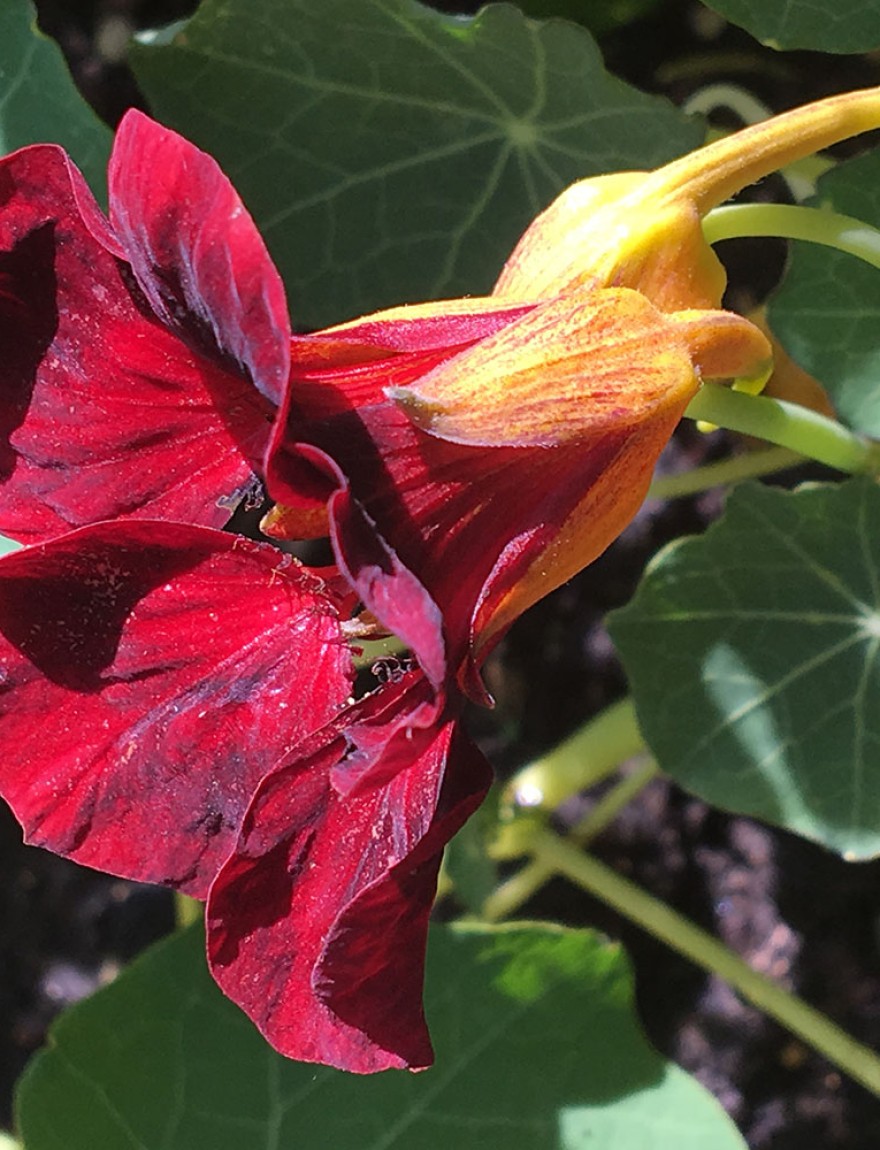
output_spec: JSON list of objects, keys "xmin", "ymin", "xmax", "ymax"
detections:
[
  {"xmin": 702, "ymin": 0, "xmax": 880, "ymax": 53},
  {"xmin": 0, "ymin": 0, "xmax": 110, "ymax": 195},
  {"xmin": 610, "ymin": 478, "xmax": 880, "ymax": 860},
  {"xmin": 769, "ymin": 149, "xmax": 880, "ymax": 436},
  {"xmin": 16, "ymin": 921, "xmax": 745, "ymax": 1149},
  {"xmin": 130, "ymin": 0, "xmax": 701, "ymax": 327},
  {"xmin": 507, "ymin": 0, "xmax": 661, "ymax": 35},
  {"xmin": 443, "ymin": 789, "xmax": 501, "ymax": 913}
]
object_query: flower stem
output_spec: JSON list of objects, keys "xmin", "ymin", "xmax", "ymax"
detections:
[
  {"xmin": 649, "ymin": 444, "xmax": 801, "ymax": 501},
  {"xmin": 703, "ymin": 202, "xmax": 880, "ymax": 270},
  {"xmin": 532, "ymin": 829, "xmax": 880, "ymax": 1098},
  {"xmin": 483, "ymin": 761, "xmax": 658, "ymax": 921},
  {"xmin": 684, "ymin": 383, "xmax": 880, "ymax": 474},
  {"xmin": 649, "ymin": 87, "xmax": 880, "ymax": 216},
  {"xmin": 174, "ymin": 892, "xmax": 202, "ymax": 929},
  {"xmin": 500, "ymin": 697, "xmax": 645, "ymax": 816}
]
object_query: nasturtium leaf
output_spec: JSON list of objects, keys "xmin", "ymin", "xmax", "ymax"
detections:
[
  {"xmin": 16, "ymin": 922, "xmax": 745, "ymax": 1149},
  {"xmin": 609, "ymin": 478, "xmax": 880, "ymax": 860},
  {"xmin": 0, "ymin": 0, "xmax": 110, "ymax": 195},
  {"xmin": 702, "ymin": 0, "xmax": 880, "ymax": 53},
  {"xmin": 130, "ymin": 0, "xmax": 702, "ymax": 327},
  {"xmin": 768, "ymin": 148, "xmax": 880, "ymax": 437},
  {"xmin": 442, "ymin": 788, "xmax": 501, "ymax": 913}
]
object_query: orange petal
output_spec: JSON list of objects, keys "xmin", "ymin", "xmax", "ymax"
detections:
[{"xmin": 388, "ymin": 287, "xmax": 704, "ymax": 448}]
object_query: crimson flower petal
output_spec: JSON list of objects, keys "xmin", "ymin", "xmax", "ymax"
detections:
[
  {"xmin": 0, "ymin": 522, "xmax": 353, "ymax": 896},
  {"xmin": 271, "ymin": 396, "xmax": 648, "ymax": 700},
  {"xmin": 207, "ymin": 671, "xmax": 491, "ymax": 1072},
  {"xmin": 109, "ymin": 111, "xmax": 291, "ymax": 406},
  {"xmin": 0, "ymin": 136, "xmax": 275, "ymax": 544}
]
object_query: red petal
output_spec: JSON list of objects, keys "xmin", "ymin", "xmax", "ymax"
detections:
[
  {"xmin": 207, "ymin": 672, "xmax": 491, "ymax": 1072},
  {"xmin": 271, "ymin": 403, "xmax": 634, "ymax": 699},
  {"xmin": 0, "ymin": 143, "xmax": 273, "ymax": 544},
  {"xmin": 0, "ymin": 522, "xmax": 353, "ymax": 896},
  {"xmin": 109, "ymin": 111, "xmax": 291, "ymax": 405},
  {"xmin": 265, "ymin": 302, "xmax": 538, "ymax": 531}
]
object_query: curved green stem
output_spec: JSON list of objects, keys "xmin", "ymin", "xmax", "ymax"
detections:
[
  {"xmin": 500, "ymin": 697, "xmax": 644, "ymax": 817},
  {"xmin": 704, "ymin": 202, "xmax": 880, "ymax": 270},
  {"xmin": 649, "ymin": 445, "xmax": 801, "ymax": 501},
  {"xmin": 685, "ymin": 384, "xmax": 880, "ymax": 475},
  {"xmin": 532, "ymin": 830, "xmax": 880, "ymax": 1098}
]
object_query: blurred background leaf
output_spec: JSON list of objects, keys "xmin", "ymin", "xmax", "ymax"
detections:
[
  {"xmin": 701, "ymin": 0, "xmax": 880, "ymax": 53},
  {"xmin": 0, "ymin": 0, "xmax": 110, "ymax": 195},
  {"xmin": 131, "ymin": 0, "xmax": 702, "ymax": 327}
]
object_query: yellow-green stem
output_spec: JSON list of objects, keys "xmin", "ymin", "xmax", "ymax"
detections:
[
  {"xmin": 175, "ymin": 891, "xmax": 202, "ymax": 929},
  {"xmin": 685, "ymin": 384, "xmax": 880, "ymax": 475},
  {"xmin": 533, "ymin": 830, "xmax": 880, "ymax": 1098},
  {"xmin": 704, "ymin": 202, "xmax": 880, "ymax": 268},
  {"xmin": 484, "ymin": 761, "xmax": 658, "ymax": 921},
  {"xmin": 501, "ymin": 697, "xmax": 644, "ymax": 816},
  {"xmin": 649, "ymin": 445, "xmax": 801, "ymax": 501}
]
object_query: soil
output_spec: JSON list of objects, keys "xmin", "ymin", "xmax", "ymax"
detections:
[{"xmin": 3, "ymin": 1, "xmax": 880, "ymax": 1147}]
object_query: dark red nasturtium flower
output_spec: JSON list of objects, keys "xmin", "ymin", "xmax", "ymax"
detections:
[
  {"xmin": 0, "ymin": 108, "xmax": 287, "ymax": 544},
  {"xmin": 0, "ymin": 114, "xmax": 492, "ymax": 1073},
  {"xmin": 266, "ymin": 290, "xmax": 768, "ymax": 701},
  {"xmin": 0, "ymin": 520, "xmax": 490, "ymax": 1071}
]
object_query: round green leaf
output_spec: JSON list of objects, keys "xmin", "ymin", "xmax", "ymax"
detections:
[
  {"xmin": 768, "ymin": 148, "xmax": 880, "ymax": 437},
  {"xmin": 0, "ymin": 0, "xmax": 111, "ymax": 196},
  {"xmin": 16, "ymin": 921, "xmax": 744, "ymax": 1149},
  {"xmin": 609, "ymin": 478, "xmax": 880, "ymax": 860},
  {"xmin": 702, "ymin": 0, "xmax": 880, "ymax": 52},
  {"xmin": 130, "ymin": 0, "xmax": 701, "ymax": 327}
]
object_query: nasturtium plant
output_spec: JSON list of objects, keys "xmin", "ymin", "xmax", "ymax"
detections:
[
  {"xmin": 769, "ymin": 149, "xmax": 880, "ymax": 437},
  {"xmin": 3, "ymin": 0, "xmax": 880, "ymax": 1146}
]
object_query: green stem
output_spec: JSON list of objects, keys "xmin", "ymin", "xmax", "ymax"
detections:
[
  {"xmin": 533, "ymin": 830, "xmax": 880, "ymax": 1098},
  {"xmin": 703, "ymin": 202, "xmax": 880, "ymax": 271},
  {"xmin": 175, "ymin": 891, "xmax": 202, "ymax": 929},
  {"xmin": 501, "ymin": 697, "xmax": 645, "ymax": 816},
  {"xmin": 483, "ymin": 761, "xmax": 658, "ymax": 921},
  {"xmin": 649, "ymin": 444, "xmax": 801, "ymax": 501},
  {"xmin": 685, "ymin": 383, "xmax": 880, "ymax": 475}
]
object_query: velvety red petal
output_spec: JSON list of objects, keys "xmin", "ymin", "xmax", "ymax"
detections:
[
  {"xmin": 265, "ymin": 303, "xmax": 539, "ymax": 531},
  {"xmin": 0, "ymin": 522, "xmax": 353, "ymax": 896},
  {"xmin": 109, "ymin": 111, "xmax": 291, "ymax": 406},
  {"xmin": 309, "ymin": 297, "xmax": 536, "ymax": 354},
  {"xmin": 0, "ymin": 144, "xmax": 273, "ymax": 544},
  {"xmin": 206, "ymin": 672, "xmax": 491, "ymax": 1072}
]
